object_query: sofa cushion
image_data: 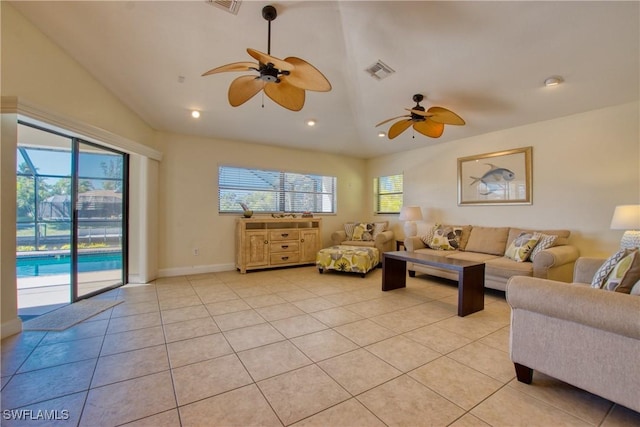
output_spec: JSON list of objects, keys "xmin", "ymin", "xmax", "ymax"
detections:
[
  {"xmin": 429, "ymin": 225, "xmax": 462, "ymax": 250},
  {"xmin": 464, "ymin": 226, "xmax": 509, "ymax": 256},
  {"xmin": 504, "ymin": 232, "xmax": 541, "ymax": 262},
  {"xmin": 445, "ymin": 251, "xmax": 498, "ymax": 263},
  {"xmin": 530, "ymin": 233, "xmax": 558, "ymax": 261},
  {"xmin": 413, "ymin": 248, "xmax": 451, "ymax": 258},
  {"xmin": 485, "ymin": 257, "xmax": 534, "ymax": 278},
  {"xmin": 602, "ymin": 249, "xmax": 640, "ymax": 293},
  {"xmin": 591, "ymin": 248, "xmax": 629, "ymax": 289},
  {"xmin": 340, "ymin": 240, "xmax": 376, "ymax": 249}
]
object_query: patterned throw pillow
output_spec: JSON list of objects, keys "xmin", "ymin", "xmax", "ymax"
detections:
[
  {"xmin": 602, "ymin": 249, "xmax": 640, "ymax": 293},
  {"xmin": 591, "ymin": 249, "xmax": 628, "ymax": 288},
  {"xmin": 352, "ymin": 223, "xmax": 374, "ymax": 241},
  {"xmin": 504, "ymin": 232, "xmax": 541, "ymax": 262},
  {"xmin": 344, "ymin": 223, "xmax": 356, "ymax": 240},
  {"xmin": 529, "ymin": 233, "xmax": 558, "ymax": 261},
  {"xmin": 429, "ymin": 225, "xmax": 463, "ymax": 251},
  {"xmin": 420, "ymin": 224, "xmax": 437, "ymax": 246},
  {"xmin": 372, "ymin": 222, "xmax": 387, "ymax": 239}
]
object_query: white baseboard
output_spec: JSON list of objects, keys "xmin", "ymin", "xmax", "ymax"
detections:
[
  {"xmin": 157, "ymin": 263, "xmax": 236, "ymax": 278},
  {"xmin": 1, "ymin": 317, "xmax": 23, "ymax": 339}
]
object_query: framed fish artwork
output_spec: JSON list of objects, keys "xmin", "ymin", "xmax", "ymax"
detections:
[{"xmin": 457, "ymin": 147, "xmax": 532, "ymax": 205}]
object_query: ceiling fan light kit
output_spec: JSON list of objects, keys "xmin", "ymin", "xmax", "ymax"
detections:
[
  {"xmin": 202, "ymin": 4, "xmax": 331, "ymax": 111},
  {"xmin": 376, "ymin": 94, "xmax": 465, "ymax": 140}
]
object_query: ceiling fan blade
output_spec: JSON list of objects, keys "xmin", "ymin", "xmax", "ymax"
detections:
[
  {"xmin": 247, "ymin": 48, "xmax": 294, "ymax": 71},
  {"xmin": 264, "ymin": 80, "xmax": 305, "ymax": 111},
  {"xmin": 228, "ymin": 75, "xmax": 264, "ymax": 107},
  {"xmin": 388, "ymin": 119, "xmax": 413, "ymax": 139},
  {"xmin": 413, "ymin": 119, "xmax": 445, "ymax": 138},
  {"xmin": 202, "ymin": 62, "xmax": 258, "ymax": 76},
  {"xmin": 282, "ymin": 57, "xmax": 331, "ymax": 92},
  {"xmin": 405, "ymin": 108, "xmax": 434, "ymax": 118},
  {"xmin": 375, "ymin": 115, "xmax": 410, "ymax": 127},
  {"xmin": 427, "ymin": 107, "xmax": 466, "ymax": 125}
]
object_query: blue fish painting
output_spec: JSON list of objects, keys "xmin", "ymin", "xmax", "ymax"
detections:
[{"xmin": 470, "ymin": 164, "xmax": 515, "ymax": 195}]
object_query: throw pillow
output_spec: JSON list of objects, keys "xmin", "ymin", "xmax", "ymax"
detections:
[
  {"xmin": 429, "ymin": 225, "xmax": 463, "ymax": 251},
  {"xmin": 372, "ymin": 222, "xmax": 387, "ymax": 239},
  {"xmin": 590, "ymin": 248, "xmax": 628, "ymax": 288},
  {"xmin": 529, "ymin": 233, "xmax": 558, "ymax": 261},
  {"xmin": 504, "ymin": 232, "xmax": 541, "ymax": 262},
  {"xmin": 602, "ymin": 249, "xmax": 640, "ymax": 293},
  {"xmin": 344, "ymin": 222, "xmax": 356, "ymax": 240},
  {"xmin": 352, "ymin": 222, "xmax": 374, "ymax": 241},
  {"xmin": 420, "ymin": 224, "xmax": 437, "ymax": 247},
  {"xmin": 630, "ymin": 279, "xmax": 640, "ymax": 296}
]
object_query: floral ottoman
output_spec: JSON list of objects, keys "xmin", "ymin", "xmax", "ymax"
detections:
[{"xmin": 316, "ymin": 245, "xmax": 380, "ymax": 277}]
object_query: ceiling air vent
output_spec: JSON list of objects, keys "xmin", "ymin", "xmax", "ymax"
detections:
[
  {"xmin": 205, "ymin": 0, "xmax": 242, "ymax": 15},
  {"xmin": 365, "ymin": 60, "xmax": 395, "ymax": 80}
]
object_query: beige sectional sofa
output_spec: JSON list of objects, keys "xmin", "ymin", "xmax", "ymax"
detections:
[
  {"xmin": 404, "ymin": 225, "xmax": 579, "ymax": 291},
  {"xmin": 507, "ymin": 258, "xmax": 640, "ymax": 412}
]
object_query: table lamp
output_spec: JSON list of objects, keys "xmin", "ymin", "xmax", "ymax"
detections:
[
  {"xmin": 399, "ymin": 206, "xmax": 423, "ymax": 237},
  {"xmin": 610, "ymin": 204, "xmax": 640, "ymax": 249}
]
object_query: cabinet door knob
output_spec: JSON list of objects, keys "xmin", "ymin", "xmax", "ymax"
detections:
[
  {"xmin": 264, "ymin": 240, "xmax": 268, "ymax": 244},
  {"xmin": 301, "ymin": 239, "xmax": 305, "ymax": 242}
]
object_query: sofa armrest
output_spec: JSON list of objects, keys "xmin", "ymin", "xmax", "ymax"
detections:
[
  {"xmin": 532, "ymin": 245, "xmax": 579, "ymax": 278},
  {"xmin": 374, "ymin": 230, "xmax": 394, "ymax": 245},
  {"xmin": 331, "ymin": 230, "xmax": 346, "ymax": 245},
  {"xmin": 506, "ymin": 276, "xmax": 640, "ymax": 340},
  {"xmin": 573, "ymin": 257, "xmax": 605, "ymax": 285},
  {"xmin": 404, "ymin": 236, "xmax": 426, "ymax": 252}
]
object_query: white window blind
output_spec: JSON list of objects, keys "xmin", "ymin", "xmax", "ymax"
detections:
[
  {"xmin": 219, "ymin": 166, "xmax": 336, "ymax": 214},
  {"xmin": 374, "ymin": 174, "xmax": 403, "ymax": 214}
]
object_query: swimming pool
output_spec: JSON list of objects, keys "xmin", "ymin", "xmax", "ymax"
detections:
[{"xmin": 17, "ymin": 252, "xmax": 122, "ymax": 278}]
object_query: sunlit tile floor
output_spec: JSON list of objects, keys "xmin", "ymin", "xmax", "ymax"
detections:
[{"xmin": 2, "ymin": 266, "xmax": 639, "ymax": 426}]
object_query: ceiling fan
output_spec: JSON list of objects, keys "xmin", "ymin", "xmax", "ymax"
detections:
[
  {"xmin": 201, "ymin": 5, "xmax": 331, "ymax": 111},
  {"xmin": 376, "ymin": 94, "xmax": 465, "ymax": 139}
]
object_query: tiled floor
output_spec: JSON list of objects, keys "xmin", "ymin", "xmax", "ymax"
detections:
[{"xmin": 2, "ymin": 266, "xmax": 639, "ymax": 426}]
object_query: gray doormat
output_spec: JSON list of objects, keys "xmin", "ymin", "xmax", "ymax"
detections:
[{"xmin": 22, "ymin": 299, "xmax": 123, "ymax": 331}]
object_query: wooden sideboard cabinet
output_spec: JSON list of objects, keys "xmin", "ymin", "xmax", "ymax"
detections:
[{"xmin": 235, "ymin": 217, "xmax": 323, "ymax": 273}]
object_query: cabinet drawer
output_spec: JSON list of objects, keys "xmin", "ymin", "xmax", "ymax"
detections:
[
  {"xmin": 270, "ymin": 253, "xmax": 300, "ymax": 265},
  {"xmin": 270, "ymin": 230, "xmax": 299, "ymax": 241},
  {"xmin": 270, "ymin": 242, "xmax": 299, "ymax": 253}
]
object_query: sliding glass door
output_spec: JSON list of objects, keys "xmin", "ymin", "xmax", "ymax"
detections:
[{"xmin": 16, "ymin": 123, "xmax": 128, "ymax": 313}]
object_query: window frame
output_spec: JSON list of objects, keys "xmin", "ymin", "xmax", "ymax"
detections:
[{"xmin": 374, "ymin": 173, "xmax": 403, "ymax": 214}]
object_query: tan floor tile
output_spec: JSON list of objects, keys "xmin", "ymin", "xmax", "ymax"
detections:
[
  {"xmin": 196, "ymin": 288, "xmax": 239, "ymax": 304},
  {"xmin": 160, "ymin": 304, "xmax": 210, "ymax": 324},
  {"xmin": 107, "ymin": 311, "xmax": 162, "ymax": 334},
  {"xmin": 318, "ymin": 348, "xmax": 401, "ymax": 395},
  {"xmin": 448, "ymin": 341, "xmax": 515, "ymax": 383},
  {"xmin": 111, "ymin": 301, "xmax": 159, "ymax": 318},
  {"xmin": 39, "ymin": 319, "xmax": 109, "ymax": 345},
  {"xmin": 449, "ymin": 413, "xmax": 491, "ymax": 427},
  {"xmin": 101, "ymin": 326, "xmax": 165, "ymax": 356},
  {"xmin": 180, "ymin": 384, "xmax": 282, "ymax": 427},
  {"xmin": 121, "ymin": 409, "xmax": 181, "ymax": 426},
  {"xmin": 80, "ymin": 371, "xmax": 176, "ymax": 427},
  {"xmin": 477, "ymin": 326, "xmax": 510, "ymax": 353},
  {"xmin": 237, "ymin": 340, "xmax": 312, "ymax": 381},
  {"xmin": 270, "ymin": 314, "xmax": 328, "ymax": 338},
  {"xmin": 166, "ymin": 333, "xmax": 233, "ymax": 368},
  {"xmin": 205, "ymin": 298, "xmax": 251, "ymax": 316},
  {"xmin": 213, "ymin": 309, "xmax": 266, "ymax": 331},
  {"xmin": 334, "ymin": 319, "xmax": 397, "ymax": 346},
  {"xmin": 234, "ymin": 286, "xmax": 270, "ymax": 298},
  {"xmin": 290, "ymin": 329, "xmax": 358, "ymax": 362},
  {"xmin": 277, "ymin": 288, "xmax": 318, "ymax": 302},
  {"xmin": 403, "ymin": 324, "xmax": 472, "ymax": 354},
  {"xmin": 256, "ymin": 302, "xmax": 306, "ymax": 321},
  {"xmin": 258, "ymin": 365, "xmax": 350, "ymax": 425},
  {"xmin": 471, "ymin": 386, "xmax": 591, "ymax": 426},
  {"xmin": 366, "ymin": 335, "xmax": 440, "ymax": 372},
  {"xmin": 310, "ymin": 306, "xmax": 364, "ymax": 327},
  {"xmin": 243, "ymin": 293, "xmax": 288, "ymax": 309},
  {"xmin": 171, "ymin": 354, "xmax": 253, "ymax": 406},
  {"xmin": 162, "ymin": 317, "xmax": 220, "ymax": 343},
  {"xmin": 92, "ymin": 344, "xmax": 169, "ymax": 388},
  {"xmin": 436, "ymin": 313, "xmax": 508, "ymax": 341},
  {"xmin": 369, "ymin": 302, "xmax": 453, "ymax": 333},
  {"xmin": 358, "ymin": 375, "xmax": 465, "ymax": 426},
  {"xmin": 223, "ymin": 323, "xmax": 286, "ymax": 352},
  {"xmin": 158, "ymin": 294, "xmax": 202, "ymax": 311},
  {"xmin": 292, "ymin": 398, "xmax": 386, "ymax": 427},
  {"xmin": 602, "ymin": 405, "xmax": 640, "ymax": 425},
  {"xmin": 1, "ymin": 391, "xmax": 87, "ymax": 427},
  {"xmin": 323, "ymin": 290, "xmax": 379, "ymax": 306},
  {"xmin": 292, "ymin": 297, "xmax": 338, "ymax": 313},
  {"xmin": 17, "ymin": 336, "xmax": 103, "ymax": 373},
  {"xmin": 409, "ymin": 356, "xmax": 503, "ymax": 410},
  {"xmin": 345, "ymin": 298, "xmax": 402, "ymax": 318},
  {"xmin": 508, "ymin": 371, "xmax": 614, "ymax": 425}
]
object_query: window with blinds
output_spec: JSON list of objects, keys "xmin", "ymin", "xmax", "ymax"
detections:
[
  {"xmin": 218, "ymin": 166, "xmax": 337, "ymax": 214},
  {"xmin": 374, "ymin": 174, "xmax": 403, "ymax": 214}
]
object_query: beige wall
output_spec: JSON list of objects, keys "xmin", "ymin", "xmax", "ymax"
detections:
[
  {"xmin": 154, "ymin": 132, "xmax": 366, "ymax": 275},
  {"xmin": 367, "ymin": 102, "xmax": 640, "ymax": 258}
]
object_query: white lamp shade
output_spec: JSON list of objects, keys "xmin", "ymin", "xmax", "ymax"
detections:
[
  {"xmin": 399, "ymin": 206, "xmax": 423, "ymax": 222},
  {"xmin": 610, "ymin": 205, "xmax": 640, "ymax": 230}
]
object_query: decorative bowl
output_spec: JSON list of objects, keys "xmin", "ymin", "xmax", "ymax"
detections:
[{"xmin": 243, "ymin": 210, "xmax": 254, "ymax": 218}]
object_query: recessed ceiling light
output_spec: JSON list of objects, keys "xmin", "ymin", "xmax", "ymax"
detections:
[
  {"xmin": 544, "ymin": 76, "xmax": 563, "ymax": 87},
  {"xmin": 191, "ymin": 110, "xmax": 201, "ymax": 119},
  {"xmin": 306, "ymin": 119, "xmax": 316, "ymax": 127},
  {"xmin": 378, "ymin": 131, "xmax": 386, "ymax": 138}
]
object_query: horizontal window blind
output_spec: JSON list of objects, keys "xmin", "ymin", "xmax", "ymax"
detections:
[
  {"xmin": 219, "ymin": 166, "xmax": 336, "ymax": 213},
  {"xmin": 374, "ymin": 174, "xmax": 403, "ymax": 214}
]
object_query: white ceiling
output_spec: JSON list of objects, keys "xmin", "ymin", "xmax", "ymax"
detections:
[{"xmin": 11, "ymin": 1, "xmax": 640, "ymax": 159}]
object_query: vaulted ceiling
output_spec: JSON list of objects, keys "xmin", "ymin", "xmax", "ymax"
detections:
[{"xmin": 11, "ymin": 1, "xmax": 640, "ymax": 158}]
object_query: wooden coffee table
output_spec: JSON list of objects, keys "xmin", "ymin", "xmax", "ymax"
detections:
[{"xmin": 382, "ymin": 251, "xmax": 485, "ymax": 317}]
